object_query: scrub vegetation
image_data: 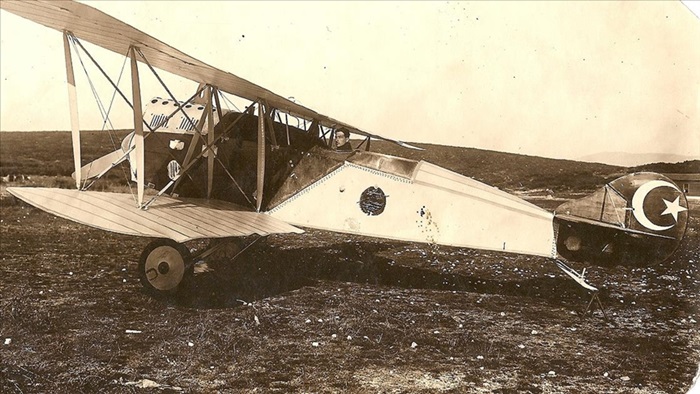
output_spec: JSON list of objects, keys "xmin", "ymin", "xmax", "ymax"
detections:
[
  {"xmin": 2, "ymin": 131, "xmax": 698, "ymax": 192},
  {"xmin": 1, "ymin": 131, "xmax": 698, "ymax": 393}
]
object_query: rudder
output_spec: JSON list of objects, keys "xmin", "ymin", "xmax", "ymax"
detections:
[{"xmin": 554, "ymin": 172, "xmax": 689, "ymax": 266}]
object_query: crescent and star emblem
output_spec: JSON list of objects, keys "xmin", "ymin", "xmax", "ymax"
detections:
[{"xmin": 631, "ymin": 180, "xmax": 687, "ymax": 232}]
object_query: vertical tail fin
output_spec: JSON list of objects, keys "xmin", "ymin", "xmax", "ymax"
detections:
[{"xmin": 554, "ymin": 172, "xmax": 689, "ymax": 266}]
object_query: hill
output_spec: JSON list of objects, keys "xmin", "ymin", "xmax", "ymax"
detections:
[
  {"xmin": 629, "ymin": 160, "xmax": 700, "ymax": 174},
  {"xmin": 0, "ymin": 130, "xmax": 131, "ymax": 178},
  {"xmin": 1, "ymin": 131, "xmax": 693, "ymax": 194},
  {"xmin": 577, "ymin": 152, "xmax": 697, "ymax": 167}
]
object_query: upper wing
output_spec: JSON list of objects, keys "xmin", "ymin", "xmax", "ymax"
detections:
[
  {"xmin": 8, "ymin": 187, "xmax": 303, "ymax": 243},
  {"xmin": 0, "ymin": 0, "xmax": 420, "ymax": 149}
]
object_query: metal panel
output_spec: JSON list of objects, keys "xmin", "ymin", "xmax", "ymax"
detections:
[{"xmin": 8, "ymin": 187, "xmax": 303, "ymax": 243}]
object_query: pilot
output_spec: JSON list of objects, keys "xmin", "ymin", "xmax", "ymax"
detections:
[{"xmin": 334, "ymin": 128, "xmax": 353, "ymax": 152}]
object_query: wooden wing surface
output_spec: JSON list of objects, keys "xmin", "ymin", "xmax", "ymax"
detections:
[{"xmin": 8, "ymin": 187, "xmax": 303, "ymax": 243}]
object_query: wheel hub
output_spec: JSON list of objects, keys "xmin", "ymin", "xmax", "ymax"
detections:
[
  {"xmin": 158, "ymin": 261, "xmax": 170, "ymax": 275},
  {"xmin": 144, "ymin": 245, "xmax": 185, "ymax": 291}
]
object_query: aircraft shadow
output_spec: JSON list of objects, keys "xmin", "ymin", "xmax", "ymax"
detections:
[{"xmin": 163, "ymin": 239, "xmax": 593, "ymax": 309}]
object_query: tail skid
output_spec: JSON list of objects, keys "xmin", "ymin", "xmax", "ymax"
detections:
[
  {"xmin": 555, "ymin": 259, "xmax": 598, "ymax": 292},
  {"xmin": 554, "ymin": 259, "xmax": 608, "ymax": 319}
]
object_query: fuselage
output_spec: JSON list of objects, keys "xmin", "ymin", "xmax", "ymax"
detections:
[
  {"xmin": 126, "ymin": 97, "xmax": 688, "ymax": 267},
  {"xmin": 131, "ymin": 97, "xmax": 557, "ymax": 258}
]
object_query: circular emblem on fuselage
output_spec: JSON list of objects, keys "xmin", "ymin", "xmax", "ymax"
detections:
[{"xmin": 359, "ymin": 187, "xmax": 386, "ymax": 216}]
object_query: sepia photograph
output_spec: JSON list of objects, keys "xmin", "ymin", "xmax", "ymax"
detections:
[{"xmin": 1, "ymin": 1, "xmax": 699, "ymax": 392}]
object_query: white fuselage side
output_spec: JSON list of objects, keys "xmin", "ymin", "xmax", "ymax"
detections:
[{"xmin": 269, "ymin": 160, "xmax": 556, "ymax": 258}]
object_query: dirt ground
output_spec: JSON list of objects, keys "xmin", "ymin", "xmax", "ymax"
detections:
[{"xmin": 1, "ymin": 193, "xmax": 698, "ymax": 393}]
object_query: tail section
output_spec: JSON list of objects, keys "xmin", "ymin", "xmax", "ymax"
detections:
[{"xmin": 554, "ymin": 172, "xmax": 688, "ymax": 266}]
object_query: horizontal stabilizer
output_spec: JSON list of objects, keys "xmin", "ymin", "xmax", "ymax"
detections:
[
  {"xmin": 555, "ymin": 214, "xmax": 675, "ymax": 240},
  {"xmin": 8, "ymin": 187, "xmax": 303, "ymax": 243}
]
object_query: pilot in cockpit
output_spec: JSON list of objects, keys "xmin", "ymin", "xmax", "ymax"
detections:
[{"xmin": 334, "ymin": 128, "xmax": 353, "ymax": 152}]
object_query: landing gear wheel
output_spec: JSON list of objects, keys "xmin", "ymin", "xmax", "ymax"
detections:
[{"xmin": 139, "ymin": 239, "xmax": 193, "ymax": 296}]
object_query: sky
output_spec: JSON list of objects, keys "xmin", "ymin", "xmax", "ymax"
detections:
[{"xmin": 1, "ymin": 1, "xmax": 698, "ymax": 163}]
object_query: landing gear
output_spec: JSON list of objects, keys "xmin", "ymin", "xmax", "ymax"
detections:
[
  {"xmin": 137, "ymin": 236, "xmax": 263, "ymax": 297},
  {"xmin": 138, "ymin": 239, "xmax": 193, "ymax": 296}
]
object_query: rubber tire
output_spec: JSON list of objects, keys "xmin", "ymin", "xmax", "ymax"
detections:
[{"xmin": 138, "ymin": 239, "xmax": 193, "ymax": 296}]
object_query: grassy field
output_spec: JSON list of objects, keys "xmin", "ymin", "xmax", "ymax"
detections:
[{"xmin": 1, "ymin": 131, "xmax": 699, "ymax": 393}]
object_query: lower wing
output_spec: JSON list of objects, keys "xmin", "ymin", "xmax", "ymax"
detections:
[{"xmin": 7, "ymin": 187, "xmax": 303, "ymax": 243}]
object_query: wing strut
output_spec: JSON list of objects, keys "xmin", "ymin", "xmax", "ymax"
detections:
[
  {"xmin": 129, "ymin": 46, "xmax": 145, "ymax": 207},
  {"xmin": 63, "ymin": 31, "xmax": 81, "ymax": 190},
  {"xmin": 131, "ymin": 47, "xmax": 244, "ymax": 203},
  {"xmin": 143, "ymin": 91, "xmax": 257, "ymax": 210},
  {"xmin": 205, "ymin": 86, "xmax": 215, "ymax": 199},
  {"xmin": 256, "ymin": 100, "xmax": 266, "ymax": 212},
  {"xmin": 66, "ymin": 39, "xmax": 202, "ymax": 197},
  {"xmin": 172, "ymin": 101, "xmax": 208, "ymax": 195},
  {"xmin": 262, "ymin": 99, "xmax": 279, "ymax": 148}
]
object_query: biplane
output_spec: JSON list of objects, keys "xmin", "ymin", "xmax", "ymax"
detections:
[{"xmin": 1, "ymin": 1, "xmax": 689, "ymax": 313}]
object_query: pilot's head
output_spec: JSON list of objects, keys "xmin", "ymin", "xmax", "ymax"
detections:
[{"xmin": 335, "ymin": 128, "xmax": 350, "ymax": 145}]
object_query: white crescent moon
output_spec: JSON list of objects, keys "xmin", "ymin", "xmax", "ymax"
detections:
[{"xmin": 631, "ymin": 180, "xmax": 679, "ymax": 232}]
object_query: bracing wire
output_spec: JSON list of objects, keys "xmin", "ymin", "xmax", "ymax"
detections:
[
  {"xmin": 219, "ymin": 91, "xmax": 241, "ymax": 113},
  {"xmin": 70, "ymin": 37, "xmax": 111, "ymax": 129},
  {"xmin": 68, "ymin": 35, "xmax": 136, "ymax": 200},
  {"xmin": 101, "ymin": 51, "xmax": 129, "ymax": 136},
  {"xmin": 70, "ymin": 38, "xmax": 207, "ymax": 203}
]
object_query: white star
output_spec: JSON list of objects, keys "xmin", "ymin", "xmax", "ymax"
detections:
[{"xmin": 661, "ymin": 196, "xmax": 687, "ymax": 222}]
